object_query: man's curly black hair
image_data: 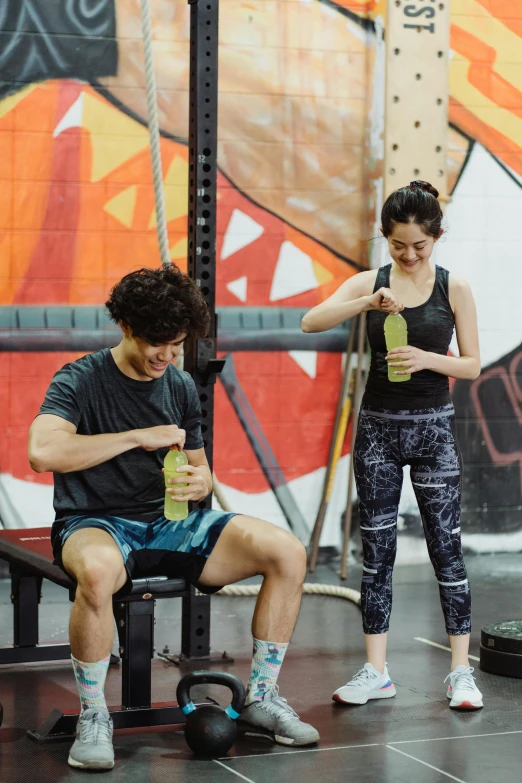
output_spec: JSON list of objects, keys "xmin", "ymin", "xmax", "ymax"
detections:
[{"xmin": 105, "ymin": 265, "xmax": 210, "ymax": 344}]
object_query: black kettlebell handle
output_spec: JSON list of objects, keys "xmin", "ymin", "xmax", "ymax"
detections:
[{"xmin": 177, "ymin": 670, "xmax": 246, "ymax": 720}]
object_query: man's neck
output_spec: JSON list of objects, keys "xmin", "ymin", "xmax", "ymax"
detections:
[{"xmin": 110, "ymin": 342, "xmax": 152, "ymax": 382}]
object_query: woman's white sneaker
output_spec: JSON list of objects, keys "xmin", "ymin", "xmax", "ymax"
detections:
[
  {"xmin": 445, "ymin": 665, "xmax": 483, "ymax": 710},
  {"xmin": 333, "ymin": 663, "xmax": 396, "ymax": 705}
]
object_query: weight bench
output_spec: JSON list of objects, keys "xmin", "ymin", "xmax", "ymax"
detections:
[{"xmin": 0, "ymin": 527, "xmax": 214, "ymax": 742}]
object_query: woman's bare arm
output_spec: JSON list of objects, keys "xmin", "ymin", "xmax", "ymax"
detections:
[{"xmin": 301, "ymin": 269, "xmax": 404, "ymax": 333}]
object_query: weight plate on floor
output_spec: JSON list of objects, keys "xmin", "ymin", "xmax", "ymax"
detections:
[
  {"xmin": 480, "ymin": 643, "xmax": 522, "ymax": 678},
  {"xmin": 481, "ymin": 620, "xmax": 522, "ymax": 655}
]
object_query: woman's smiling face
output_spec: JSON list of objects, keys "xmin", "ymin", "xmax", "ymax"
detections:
[{"xmin": 385, "ymin": 221, "xmax": 441, "ymax": 273}]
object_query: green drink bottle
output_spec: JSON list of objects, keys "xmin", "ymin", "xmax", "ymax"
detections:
[
  {"xmin": 164, "ymin": 446, "xmax": 189, "ymax": 521},
  {"xmin": 384, "ymin": 313, "xmax": 411, "ymax": 383}
]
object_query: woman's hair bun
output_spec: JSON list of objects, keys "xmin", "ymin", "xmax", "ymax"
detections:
[{"xmin": 409, "ymin": 180, "xmax": 439, "ymax": 199}]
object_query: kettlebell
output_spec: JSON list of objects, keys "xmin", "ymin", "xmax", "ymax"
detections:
[{"xmin": 176, "ymin": 670, "xmax": 245, "ymax": 756}]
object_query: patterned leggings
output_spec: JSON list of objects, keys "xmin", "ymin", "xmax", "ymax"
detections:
[{"xmin": 354, "ymin": 404, "xmax": 471, "ymax": 636}]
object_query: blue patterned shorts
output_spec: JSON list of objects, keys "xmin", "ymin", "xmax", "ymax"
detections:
[{"xmin": 54, "ymin": 509, "xmax": 237, "ymax": 595}]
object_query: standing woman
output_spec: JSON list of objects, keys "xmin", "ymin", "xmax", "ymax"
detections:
[{"xmin": 302, "ymin": 181, "xmax": 483, "ymax": 710}]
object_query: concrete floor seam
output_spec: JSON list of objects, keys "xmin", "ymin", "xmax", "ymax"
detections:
[
  {"xmin": 213, "ymin": 759, "xmax": 257, "ymax": 782},
  {"xmin": 414, "ymin": 637, "xmax": 480, "ymax": 662},
  {"xmin": 386, "ymin": 745, "xmax": 469, "ymax": 783},
  {"xmin": 220, "ymin": 730, "xmax": 522, "ymax": 761}
]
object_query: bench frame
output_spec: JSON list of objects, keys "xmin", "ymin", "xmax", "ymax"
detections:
[{"xmin": 1, "ymin": 559, "xmax": 215, "ymax": 742}]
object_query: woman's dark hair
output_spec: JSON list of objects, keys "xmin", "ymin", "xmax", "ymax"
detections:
[
  {"xmin": 106, "ymin": 265, "xmax": 210, "ymax": 344},
  {"xmin": 381, "ymin": 180, "xmax": 442, "ymax": 238}
]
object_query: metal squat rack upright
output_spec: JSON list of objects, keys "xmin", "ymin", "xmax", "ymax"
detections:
[{"xmin": 181, "ymin": 0, "xmax": 227, "ymax": 663}]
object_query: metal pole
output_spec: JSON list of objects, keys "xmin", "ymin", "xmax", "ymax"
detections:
[
  {"xmin": 182, "ymin": 0, "xmax": 220, "ymax": 660},
  {"xmin": 340, "ymin": 312, "xmax": 366, "ymax": 580}
]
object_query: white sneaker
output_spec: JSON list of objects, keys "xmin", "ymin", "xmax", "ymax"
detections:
[
  {"xmin": 68, "ymin": 707, "xmax": 114, "ymax": 769},
  {"xmin": 333, "ymin": 663, "xmax": 396, "ymax": 705},
  {"xmin": 238, "ymin": 686, "xmax": 320, "ymax": 746},
  {"xmin": 445, "ymin": 665, "xmax": 483, "ymax": 710}
]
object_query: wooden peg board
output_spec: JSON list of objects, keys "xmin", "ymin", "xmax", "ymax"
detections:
[{"xmin": 383, "ymin": 0, "xmax": 450, "ymax": 203}]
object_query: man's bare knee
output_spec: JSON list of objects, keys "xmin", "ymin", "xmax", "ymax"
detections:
[
  {"xmin": 264, "ymin": 531, "xmax": 306, "ymax": 584},
  {"xmin": 75, "ymin": 555, "xmax": 125, "ymax": 610},
  {"xmin": 63, "ymin": 532, "xmax": 126, "ymax": 610}
]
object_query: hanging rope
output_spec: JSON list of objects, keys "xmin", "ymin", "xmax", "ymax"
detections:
[
  {"xmin": 138, "ymin": 2, "xmax": 362, "ymax": 611},
  {"xmin": 140, "ymin": 0, "xmax": 171, "ymax": 267}
]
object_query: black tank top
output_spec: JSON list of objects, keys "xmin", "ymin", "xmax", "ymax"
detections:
[{"xmin": 363, "ymin": 264, "xmax": 454, "ymax": 409}]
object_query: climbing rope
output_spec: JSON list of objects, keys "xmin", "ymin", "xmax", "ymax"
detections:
[{"xmin": 140, "ymin": 0, "xmax": 171, "ymax": 267}]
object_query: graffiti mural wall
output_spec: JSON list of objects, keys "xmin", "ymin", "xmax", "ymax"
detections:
[{"xmin": 0, "ymin": 0, "xmax": 520, "ymax": 559}]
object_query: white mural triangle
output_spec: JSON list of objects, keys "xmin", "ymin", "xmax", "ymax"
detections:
[
  {"xmin": 227, "ymin": 276, "xmax": 248, "ymax": 302},
  {"xmin": 288, "ymin": 351, "xmax": 317, "ymax": 378},
  {"xmin": 221, "ymin": 209, "xmax": 264, "ymax": 260},
  {"xmin": 270, "ymin": 241, "xmax": 319, "ymax": 301},
  {"xmin": 53, "ymin": 94, "xmax": 85, "ymax": 137}
]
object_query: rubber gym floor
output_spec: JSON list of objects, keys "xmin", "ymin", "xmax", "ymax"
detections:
[{"xmin": 1, "ymin": 554, "xmax": 521, "ymax": 783}]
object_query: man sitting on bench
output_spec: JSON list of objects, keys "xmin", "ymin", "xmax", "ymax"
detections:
[{"xmin": 28, "ymin": 265, "xmax": 319, "ymax": 770}]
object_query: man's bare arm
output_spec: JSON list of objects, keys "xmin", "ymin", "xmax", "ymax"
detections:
[{"xmin": 28, "ymin": 414, "xmax": 186, "ymax": 474}]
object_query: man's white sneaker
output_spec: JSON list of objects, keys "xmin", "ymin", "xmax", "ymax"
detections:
[
  {"xmin": 332, "ymin": 663, "xmax": 396, "ymax": 705},
  {"xmin": 68, "ymin": 707, "xmax": 115, "ymax": 769},
  {"xmin": 445, "ymin": 665, "xmax": 483, "ymax": 710},
  {"xmin": 238, "ymin": 686, "xmax": 319, "ymax": 746}
]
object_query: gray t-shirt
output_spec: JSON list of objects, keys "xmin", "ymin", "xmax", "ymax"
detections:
[{"xmin": 39, "ymin": 349, "xmax": 204, "ymax": 538}]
